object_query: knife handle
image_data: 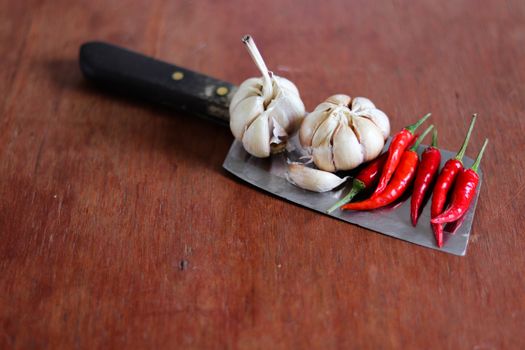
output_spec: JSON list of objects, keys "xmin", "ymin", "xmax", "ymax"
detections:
[{"xmin": 79, "ymin": 41, "xmax": 235, "ymax": 127}]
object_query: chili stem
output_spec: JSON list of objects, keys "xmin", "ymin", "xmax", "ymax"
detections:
[
  {"xmin": 410, "ymin": 125, "xmax": 434, "ymax": 151},
  {"xmin": 431, "ymin": 129, "xmax": 438, "ymax": 148},
  {"xmin": 471, "ymin": 138, "xmax": 489, "ymax": 173},
  {"xmin": 406, "ymin": 113, "xmax": 431, "ymax": 134},
  {"xmin": 455, "ymin": 113, "xmax": 477, "ymax": 161},
  {"xmin": 327, "ymin": 179, "xmax": 366, "ymax": 213}
]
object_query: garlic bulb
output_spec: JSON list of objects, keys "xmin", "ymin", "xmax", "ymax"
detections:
[
  {"xmin": 287, "ymin": 163, "xmax": 348, "ymax": 192},
  {"xmin": 299, "ymin": 94, "xmax": 390, "ymax": 172},
  {"xmin": 229, "ymin": 35, "xmax": 306, "ymax": 158}
]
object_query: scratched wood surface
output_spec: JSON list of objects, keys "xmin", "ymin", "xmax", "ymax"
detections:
[{"xmin": 1, "ymin": 0, "xmax": 524, "ymax": 348}]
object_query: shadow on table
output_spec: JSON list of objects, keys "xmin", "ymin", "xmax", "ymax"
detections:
[{"xmin": 45, "ymin": 58, "xmax": 233, "ymax": 172}]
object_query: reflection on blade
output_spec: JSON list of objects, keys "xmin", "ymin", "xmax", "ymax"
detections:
[{"xmin": 222, "ymin": 135, "xmax": 482, "ymax": 256}]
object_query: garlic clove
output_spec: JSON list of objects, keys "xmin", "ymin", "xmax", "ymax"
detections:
[
  {"xmin": 267, "ymin": 88, "xmax": 305, "ymax": 135},
  {"xmin": 362, "ymin": 108, "xmax": 391, "ymax": 140},
  {"xmin": 230, "ymin": 77, "xmax": 262, "ymax": 111},
  {"xmin": 274, "ymin": 76, "xmax": 300, "ymax": 96},
  {"xmin": 313, "ymin": 101, "xmax": 337, "ymax": 112},
  {"xmin": 299, "ymin": 108, "xmax": 330, "ymax": 147},
  {"xmin": 285, "ymin": 93, "xmax": 306, "ymax": 130},
  {"xmin": 326, "ymin": 94, "xmax": 351, "ymax": 106},
  {"xmin": 230, "ymin": 95, "xmax": 265, "ymax": 140},
  {"xmin": 332, "ymin": 120, "xmax": 364, "ymax": 170},
  {"xmin": 287, "ymin": 163, "xmax": 348, "ymax": 192},
  {"xmin": 311, "ymin": 112, "xmax": 338, "ymax": 148},
  {"xmin": 352, "ymin": 96, "xmax": 376, "ymax": 111},
  {"xmin": 352, "ymin": 116, "xmax": 385, "ymax": 161},
  {"xmin": 312, "ymin": 138, "xmax": 335, "ymax": 172},
  {"xmin": 242, "ymin": 113, "xmax": 271, "ymax": 157},
  {"xmin": 311, "ymin": 116, "xmax": 339, "ymax": 172}
]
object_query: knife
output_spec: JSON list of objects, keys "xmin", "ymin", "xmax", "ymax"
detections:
[{"xmin": 79, "ymin": 41, "xmax": 481, "ymax": 256}]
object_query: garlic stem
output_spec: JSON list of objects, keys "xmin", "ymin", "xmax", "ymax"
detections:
[{"xmin": 242, "ymin": 35, "xmax": 273, "ymax": 101}]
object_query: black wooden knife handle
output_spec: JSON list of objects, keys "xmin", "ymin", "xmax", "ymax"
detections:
[{"xmin": 79, "ymin": 41, "xmax": 236, "ymax": 127}]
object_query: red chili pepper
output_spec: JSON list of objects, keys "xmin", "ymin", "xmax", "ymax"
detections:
[
  {"xmin": 326, "ymin": 153, "xmax": 388, "ymax": 213},
  {"xmin": 373, "ymin": 113, "xmax": 431, "ymax": 196},
  {"xmin": 432, "ymin": 139, "xmax": 488, "ymax": 224},
  {"xmin": 431, "ymin": 114, "xmax": 477, "ymax": 247},
  {"xmin": 444, "ymin": 211, "xmax": 467, "ymax": 234},
  {"xmin": 327, "ymin": 135, "xmax": 420, "ymax": 213},
  {"xmin": 407, "ymin": 133, "xmax": 420, "ymax": 148},
  {"xmin": 342, "ymin": 125, "xmax": 434, "ymax": 211},
  {"xmin": 410, "ymin": 130, "xmax": 441, "ymax": 226}
]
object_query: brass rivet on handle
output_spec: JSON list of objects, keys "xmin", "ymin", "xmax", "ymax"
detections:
[
  {"xmin": 171, "ymin": 71, "xmax": 184, "ymax": 80},
  {"xmin": 216, "ymin": 86, "xmax": 229, "ymax": 96}
]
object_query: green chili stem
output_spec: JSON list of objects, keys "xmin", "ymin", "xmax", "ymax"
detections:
[
  {"xmin": 327, "ymin": 179, "xmax": 366, "ymax": 213},
  {"xmin": 406, "ymin": 113, "xmax": 431, "ymax": 134},
  {"xmin": 471, "ymin": 139, "xmax": 488, "ymax": 173},
  {"xmin": 410, "ymin": 125, "xmax": 434, "ymax": 151},
  {"xmin": 455, "ymin": 113, "xmax": 477, "ymax": 161},
  {"xmin": 431, "ymin": 129, "xmax": 438, "ymax": 148}
]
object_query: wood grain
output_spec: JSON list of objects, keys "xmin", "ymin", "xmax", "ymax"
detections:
[{"xmin": 1, "ymin": 0, "xmax": 524, "ymax": 348}]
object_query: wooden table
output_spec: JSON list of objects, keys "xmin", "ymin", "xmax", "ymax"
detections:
[{"xmin": 1, "ymin": 0, "xmax": 524, "ymax": 348}]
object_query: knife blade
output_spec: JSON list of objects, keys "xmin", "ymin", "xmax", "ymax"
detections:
[{"xmin": 79, "ymin": 41, "xmax": 481, "ymax": 256}]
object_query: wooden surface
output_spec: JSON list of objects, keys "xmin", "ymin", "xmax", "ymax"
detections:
[{"xmin": 1, "ymin": 0, "xmax": 524, "ymax": 348}]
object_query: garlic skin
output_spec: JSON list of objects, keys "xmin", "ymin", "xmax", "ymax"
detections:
[
  {"xmin": 299, "ymin": 94, "xmax": 390, "ymax": 172},
  {"xmin": 287, "ymin": 163, "xmax": 348, "ymax": 192},
  {"xmin": 229, "ymin": 35, "xmax": 305, "ymax": 158}
]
